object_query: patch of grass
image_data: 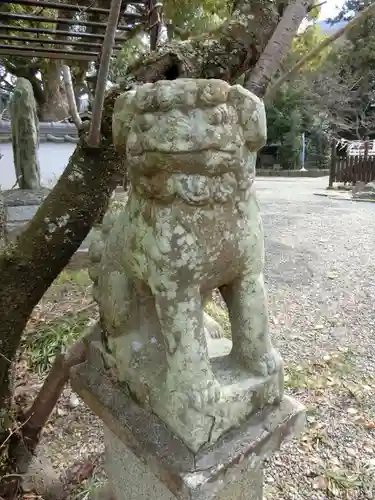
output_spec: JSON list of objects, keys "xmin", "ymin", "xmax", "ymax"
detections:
[
  {"xmin": 71, "ymin": 472, "xmax": 106, "ymax": 500},
  {"xmin": 204, "ymin": 301, "xmax": 231, "ymax": 338},
  {"xmin": 24, "ymin": 311, "xmax": 92, "ymax": 373},
  {"xmin": 314, "ymin": 465, "xmax": 375, "ymax": 499},
  {"xmin": 41, "ymin": 268, "xmax": 92, "ymax": 304},
  {"xmin": 55, "ymin": 269, "xmax": 91, "ymax": 287}
]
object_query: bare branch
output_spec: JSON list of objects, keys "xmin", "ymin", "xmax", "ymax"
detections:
[
  {"xmin": 308, "ymin": 1, "xmax": 327, "ymax": 14},
  {"xmin": 62, "ymin": 64, "xmax": 82, "ymax": 129}
]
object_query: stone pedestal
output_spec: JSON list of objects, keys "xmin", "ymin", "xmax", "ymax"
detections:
[
  {"xmin": 71, "ymin": 335, "xmax": 305, "ymax": 500},
  {"xmin": 102, "ymin": 424, "xmax": 265, "ymax": 500},
  {"xmin": 0, "ymin": 188, "xmax": 124, "ymax": 254}
]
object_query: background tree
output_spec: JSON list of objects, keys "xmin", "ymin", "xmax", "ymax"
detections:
[
  {"xmin": 109, "ymin": 0, "xmax": 230, "ymax": 82},
  {"xmin": 330, "ymin": 0, "xmax": 375, "ymax": 138},
  {"xmin": 0, "ymin": 0, "xmax": 230, "ymax": 120},
  {"xmin": 264, "ymin": 23, "xmax": 332, "ymax": 169},
  {"xmin": 165, "ymin": 0, "xmax": 229, "ymax": 37},
  {"xmin": 263, "ymin": 2, "xmax": 375, "ymax": 169}
]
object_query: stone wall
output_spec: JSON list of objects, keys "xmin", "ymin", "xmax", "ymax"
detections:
[
  {"xmin": 0, "ymin": 120, "xmax": 79, "ymax": 144},
  {"xmin": 257, "ymin": 169, "xmax": 329, "ymax": 177}
]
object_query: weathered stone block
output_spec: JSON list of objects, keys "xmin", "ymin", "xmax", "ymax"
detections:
[
  {"xmin": 71, "ymin": 358, "xmax": 305, "ymax": 500},
  {"xmin": 1, "ymin": 187, "xmax": 50, "ymax": 239},
  {"xmin": 103, "ymin": 424, "xmax": 265, "ymax": 500},
  {"xmin": 6, "ymin": 204, "xmax": 40, "ymax": 222},
  {"xmin": 352, "ymin": 181, "xmax": 375, "ymax": 200}
]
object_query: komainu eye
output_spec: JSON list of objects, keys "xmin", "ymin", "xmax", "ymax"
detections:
[{"xmin": 137, "ymin": 113, "xmax": 154, "ymax": 132}]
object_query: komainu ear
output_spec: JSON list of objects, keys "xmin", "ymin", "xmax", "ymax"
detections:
[
  {"xmin": 228, "ymin": 85, "xmax": 267, "ymax": 152},
  {"xmin": 112, "ymin": 89, "xmax": 136, "ymax": 154}
]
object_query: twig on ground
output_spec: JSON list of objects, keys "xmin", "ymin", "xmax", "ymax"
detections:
[{"xmin": 0, "ymin": 415, "xmax": 31, "ymax": 451}]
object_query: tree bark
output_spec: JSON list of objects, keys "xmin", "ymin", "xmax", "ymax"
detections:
[
  {"xmin": 39, "ymin": 61, "xmax": 69, "ymax": 121},
  {"xmin": 0, "ymin": 0, "xmax": 288, "ymax": 435},
  {"xmin": 5, "ymin": 63, "xmax": 45, "ymax": 112},
  {"xmin": 246, "ymin": 0, "xmax": 313, "ymax": 98}
]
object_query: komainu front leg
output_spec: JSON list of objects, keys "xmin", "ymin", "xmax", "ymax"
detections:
[
  {"xmin": 154, "ymin": 287, "xmax": 221, "ymax": 411},
  {"xmin": 221, "ymin": 272, "xmax": 282, "ymax": 377}
]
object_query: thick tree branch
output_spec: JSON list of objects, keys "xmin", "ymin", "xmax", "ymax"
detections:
[
  {"xmin": 246, "ymin": 0, "xmax": 313, "ymax": 98},
  {"xmin": 0, "ymin": 89, "xmax": 123, "ymax": 409},
  {"xmin": 308, "ymin": 1, "xmax": 327, "ymax": 14},
  {"xmin": 266, "ymin": 0, "xmax": 375, "ymax": 101},
  {"xmin": 9, "ymin": 340, "xmax": 86, "ymax": 471}
]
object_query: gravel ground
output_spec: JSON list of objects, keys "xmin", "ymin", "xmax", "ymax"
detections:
[
  {"xmin": 258, "ymin": 177, "xmax": 375, "ymax": 499},
  {"xmin": 27, "ymin": 176, "xmax": 375, "ymax": 499}
]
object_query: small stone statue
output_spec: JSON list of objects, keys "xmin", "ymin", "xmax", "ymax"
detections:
[
  {"xmin": 10, "ymin": 77, "xmax": 41, "ymax": 190},
  {"xmin": 90, "ymin": 79, "xmax": 283, "ymax": 452}
]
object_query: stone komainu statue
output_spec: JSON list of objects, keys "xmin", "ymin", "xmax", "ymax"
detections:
[
  {"xmin": 10, "ymin": 77, "xmax": 41, "ymax": 190},
  {"xmin": 89, "ymin": 79, "xmax": 283, "ymax": 453}
]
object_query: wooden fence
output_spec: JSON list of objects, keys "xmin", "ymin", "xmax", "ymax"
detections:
[{"xmin": 329, "ymin": 142, "xmax": 375, "ymax": 187}]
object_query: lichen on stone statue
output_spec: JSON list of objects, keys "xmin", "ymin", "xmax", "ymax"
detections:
[
  {"xmin": 10, "ymin": 77, "xmax": 41, "ymax": 190},
  {"xmin": 89, "ymin": 78, "xmax": 284, "ymax": 453}
]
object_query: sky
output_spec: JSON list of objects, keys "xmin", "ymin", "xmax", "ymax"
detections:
[{"xmin": 319, "ymin": 1, "xmax": 346, "ymax": 20}]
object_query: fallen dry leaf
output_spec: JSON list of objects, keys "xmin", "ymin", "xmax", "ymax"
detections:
[{"xmin": 313, "ymin": 475, "xmax": 328, "ymax": 490}]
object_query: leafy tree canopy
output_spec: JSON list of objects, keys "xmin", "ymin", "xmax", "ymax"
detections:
[
  {"xmin": 330, "ymin": 0, "xmax": 375, "ymax": 138},
  {"xmin": 265, "ymin": 23, "xmax": 332, "ymax": 169}
]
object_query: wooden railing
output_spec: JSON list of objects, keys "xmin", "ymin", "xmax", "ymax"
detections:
[{"xmin": 329, "ymin": 142, "xmax": 375, "ymax": 187}]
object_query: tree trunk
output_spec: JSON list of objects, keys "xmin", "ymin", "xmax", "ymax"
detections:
[
  {"xmin": 0, "ymin": 0, "xmax": 290, "ymax": 444},
  {"xmin": 39, "ymin": 61, "xmax": 69, "ymax": 121},
  {"xmin": 246, "ymin": 0, "xmax": 312, "ymax": 97}
]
